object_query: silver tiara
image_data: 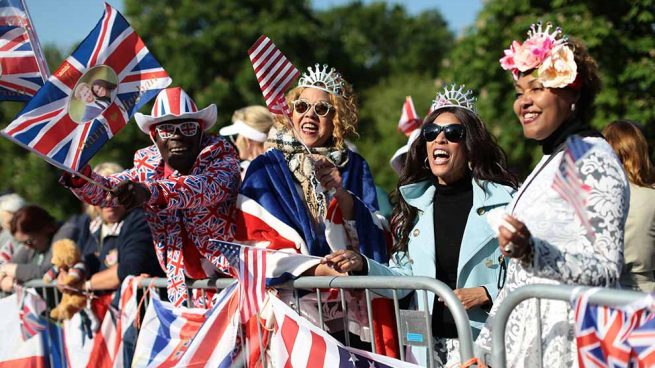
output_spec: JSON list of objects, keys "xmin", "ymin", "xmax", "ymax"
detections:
[
  {"xmin": 297, "ymin": 63, "xmax": 344, "ymax": 96},
  {"xmin": 430, "ymin": 84, "xmax": 477, "ymax": 114}
]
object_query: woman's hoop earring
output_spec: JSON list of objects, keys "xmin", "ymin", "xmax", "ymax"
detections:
[
  {"xmin": 571, "ymin": 103, "xmax": 576, "ymax": 112},
  {"xmin": 424, "ymin": 157, "xmax": 429, "ymax": 169}
]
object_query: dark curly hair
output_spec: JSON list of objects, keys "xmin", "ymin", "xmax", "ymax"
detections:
[{"xmin": 390, "ymin": 107, "xmax": 518, "ymax": 253}]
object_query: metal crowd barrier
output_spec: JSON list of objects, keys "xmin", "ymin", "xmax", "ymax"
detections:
[
  {"xmin": 489, "ymin": 284, "xmax": 650, "ymax": 368},
  {"xmin": 18, "ymin": 276, "xmax": 476, "ymax": 368}
]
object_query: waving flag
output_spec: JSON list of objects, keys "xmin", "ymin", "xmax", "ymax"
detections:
[
  {"xmin": 574, "ymin": 290, "xmax": 655, "ymax": 367},
  {"xmin": 552, "ymin": 136, "xmax": 595, "ymax": 240},
  {"xmin": 1, "ymin": 3, "xmax": 171, "ymax": 173},
  {"xmin": 397, "ymin": 96, "xmax": 421, "ymax": 136},
  {"xmin": 248, "ymin": 35, "xmax": 299, "ymax": 116},
  {"xmin": 0, "ymin": 0, "xmax": 48, "ymax": 101},
  {"xmin": 211, "ymin": 239, "xmax": 320, "ymax": 323},
  {"xmin": 270, "ymin": 296, "xmax": 419, "ymax": 368}
]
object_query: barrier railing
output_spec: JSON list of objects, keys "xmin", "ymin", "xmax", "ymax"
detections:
[
  {"xmin": 20, "ymin": 276, "xmax": 475, "ymax": 368},
  {"xmin": 489, "ymin": 284, "xmax": 649, "ymax": 368}
]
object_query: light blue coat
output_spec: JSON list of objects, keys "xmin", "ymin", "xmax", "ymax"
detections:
[{"xmin": 366, "ymin": 179, "xmax": 515, "ymax": 339}]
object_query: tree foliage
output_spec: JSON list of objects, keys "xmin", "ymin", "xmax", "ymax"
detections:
[{"xmin": 0, "ymin": 0, "xmax": 652, "ymax": 218}]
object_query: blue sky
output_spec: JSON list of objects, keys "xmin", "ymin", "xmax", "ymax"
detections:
[{"xmin": 26, "ymin": 0, "xmax": 482, "ymax": 52}]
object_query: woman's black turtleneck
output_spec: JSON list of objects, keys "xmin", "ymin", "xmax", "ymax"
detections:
[
  {"xmin": 538, "ymin": 118, "xmax": 602, "ymax": 154},
  {"xmin": 431, "ymin": 172, "xmax": 473, "ymax": 338}
]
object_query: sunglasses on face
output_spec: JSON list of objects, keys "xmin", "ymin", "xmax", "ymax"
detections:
[
  {"xmin": 291, "ymin": 99, "xmax": 333, "ymax": 117},
  {"xmin": 155, "ymin": 121, "xmax": 200, "ymax": 139},
  {"xmin": 422, "ymin": 123, "xmax": 466, "ymax": 143},
  {"xmin": 22, "ymin": 238, "xmax": 35, "ymax": 246}
]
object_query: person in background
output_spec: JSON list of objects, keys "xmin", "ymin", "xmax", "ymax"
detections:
[
  {"xmin": 219, "ymin": 105, "xmax": 274, "ymax": 178},
  {"xmin": 0, "ymin": 193, "xmax": 27, "ymax": 264},
  {"xmin": 603, "ymin": 120, "xmax": 655, "ymax": 292},
  {"xmin": 61, "ymin": 87, "xmax": 240, "ymax": 307},
  {"xmin": 0, "ymin": 205, "xmax": 62, "ymax": 292},
  {"xmin": 77, "ymin": 162, "xmax": 163, "ymax": 292},
  {"xmin": 327, "ymin": 85, "xmax": 518, "ymax": 366},
  {"xmin": 474, "ymin": 22, "xmax": 629, "ymax": 366}
]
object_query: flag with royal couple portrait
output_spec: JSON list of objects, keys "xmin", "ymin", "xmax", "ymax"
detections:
[{"xmin": 1, "ymin": 3, "xmax": 171, "ymax": 174}]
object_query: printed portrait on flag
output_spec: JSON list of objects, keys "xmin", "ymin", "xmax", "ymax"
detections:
[
  {"xmin": 1, "ymin": 3, "xmax": 171, "ymax": 173},
  {"xmin": 69, "ymin": 65, "xmax": 118, "ymax": 123}
]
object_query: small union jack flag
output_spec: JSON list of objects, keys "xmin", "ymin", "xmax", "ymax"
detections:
[
  {"xmin": 1, "ymin": 3, "xmax": 171, "ymax": 173},
  {"xmin": 248, "ymin": 35, "xmax": 300, "ymax": 116},
  {"xmin": 0, "ymin": 0, "xmax": 48, "ymax": 101},
  {"xmin": 574, "ymin": 290, "xmax": 655, "ymax": 367},
  {"xmin": 552, "ymin": 135, "xmax": 595, "ymax": 240},
  {"xmin": 15, "ymin": 285, "xmax": 47, "ymax": 340}
]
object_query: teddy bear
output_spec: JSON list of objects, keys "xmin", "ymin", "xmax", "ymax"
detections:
[{"xmin": 42, "ymin": 239, "xmax": 87, "ymax": 320}]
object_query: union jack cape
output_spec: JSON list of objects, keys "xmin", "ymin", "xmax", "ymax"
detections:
[
  {"xmin": 1, "ymin": 3, "xmax": 171, "ymax": 173},
  {"xmin": 0, "ymin": 0, "xmax": 48, "ymax": 101}
]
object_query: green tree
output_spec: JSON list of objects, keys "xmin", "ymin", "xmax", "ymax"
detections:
[{"xmin": 440, "ymin": 0, "xmax": 655, "ymax": 175}]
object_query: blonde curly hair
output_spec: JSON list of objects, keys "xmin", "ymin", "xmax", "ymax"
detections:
[{"xmin": 274, "ymin": 79, "xmax": 359, "ymax": 150}]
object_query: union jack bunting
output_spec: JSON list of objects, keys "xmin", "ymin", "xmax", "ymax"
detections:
[
  {"xmin": 397, "ymin": 96, "xmax": 421, "ymax": 136},
  {"xmin": 0, "ymin": 0, "xmax": 48, "ymax": 101},
  {"xmin": 574, "ymin": 289, "xmax": 655, "ymax": 367},
  {"xmin": 1, "ymin": 3, "xmax": 171, "ymax": 173},
  {"xmin": 552, "ymin": 135, "xmax": 595, "ymax": 240},
  {"xmin": 248, "ymin": 35, "xmax": 299, "ymax": 116}
]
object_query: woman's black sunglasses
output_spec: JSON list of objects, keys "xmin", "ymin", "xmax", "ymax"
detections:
[{"xmin": 421, "ymin": 123, "xmax": 465, "ymax": 143}]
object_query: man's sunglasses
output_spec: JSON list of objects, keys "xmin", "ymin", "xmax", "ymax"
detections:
[
  {"xmin": 421, "ymin": 123, "xmax": 466, "ymax": 143},
  {"xmin": 155, "ymin": 121, "xmax": 200, "ymax": 139},
  {"xmin": 291, "ymin": 99, "xmax": 333, "ymax": 117}
]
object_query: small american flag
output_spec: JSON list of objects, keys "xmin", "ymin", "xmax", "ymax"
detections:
[
  {"xmin": 214, "ymin": 240, "xmax": 268, "ymax": 324},
  {"xmin": 552, "ymin": 135, "xmax": 595, "ymax": 240},
  {"xmin": 398, "ymin": 96, "xmax": 421, "ymax": 136},
  {"xmin": 248, "ymin": 35, "xmax": 300, "ymax": 116}
]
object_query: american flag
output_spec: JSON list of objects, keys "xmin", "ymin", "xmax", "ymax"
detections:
[
  {"xmin": 248, "ymin": 35, "xmax": 300, "ymax": 116},
  {"xmin": 574, "ymin": 291, "xmax": 655, "ymax": 367},
  {"xmin": 0, "ymin": 0, "xmax": 48, "ymax": 101},
  {"xmin": 213, "ymin": 240, "xmax": 268, "ymax": 324},
  {"xmin": 552, "ymin": 135, "xmax": 595, "ymax": 239},
  {"xmin": 270, "ymin": 296, "xmax": 420, "ymax": 368},
  {"xmin": 1, "ymin": 3, "xmax": 171, "ymax": 173},
  {"xmin": 398, "ymin": 96, "xmax": 421, "ymax": 136}
]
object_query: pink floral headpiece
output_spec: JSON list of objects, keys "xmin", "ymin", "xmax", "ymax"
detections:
[{"xmin": 500, "ymin": 22, "xmax": 578, "ymax": 89}]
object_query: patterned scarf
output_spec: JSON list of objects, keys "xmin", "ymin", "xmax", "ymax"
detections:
[{"xmin": 268, "ymin": 126, "xmax": 349, "ymax": 222}]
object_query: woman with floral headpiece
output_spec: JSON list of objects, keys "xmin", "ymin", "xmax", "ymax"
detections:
[
  {"xmin": 235, "ymin": 64, "xmax": 390, "ymax": 346},
  {"xmin": 325, "ymin": 85, "xmax": 519, "ymax": 366},
  {"xmin": 473, "ymin": 23, "xmax": 629, "ymax": 366}
]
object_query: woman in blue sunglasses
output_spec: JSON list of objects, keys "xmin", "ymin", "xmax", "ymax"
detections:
[{"xmin": 325, "ymin": 84, "xmax": 518, "ymax": 366}]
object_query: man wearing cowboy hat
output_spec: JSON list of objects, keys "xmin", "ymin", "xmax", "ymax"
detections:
[{"xmin": 61, "ymin": 87, "xmax": 240, "ymax": 307}]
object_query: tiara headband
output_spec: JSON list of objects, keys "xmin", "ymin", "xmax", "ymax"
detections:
[
  {"xmin": 297, "ymin": 63, "xmax": 344, "ymax": 97},
  {"xmin": 500, "ymin": 22, "xmax": 578, "ymax": 89},
  {"xmin": 431, "ymin": 84, "xmax": 477, "ymax": 114}
]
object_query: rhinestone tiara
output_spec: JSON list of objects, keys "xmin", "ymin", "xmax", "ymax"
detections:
[
  {"xmin": 430, "ymin": 84, "xmax": 477, "ymax": 114},
  {"xmin": 297, "ymin": 63, "xmax": 344, "ymax": 97}
]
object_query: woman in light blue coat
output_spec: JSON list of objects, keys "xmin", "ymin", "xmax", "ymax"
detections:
[{"xmin": 325, "ymin": 85, "xmax": 518, "ymax": 366}]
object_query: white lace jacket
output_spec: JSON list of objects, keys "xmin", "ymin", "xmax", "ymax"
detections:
[{"xmin": 475, "ymin": 137, "xmax": 629, "ymax": 368}]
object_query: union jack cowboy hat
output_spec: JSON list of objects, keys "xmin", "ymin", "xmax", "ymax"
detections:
[{"xmin": 135, "ymin": 87, "xmax": 217, "ymax": 134}]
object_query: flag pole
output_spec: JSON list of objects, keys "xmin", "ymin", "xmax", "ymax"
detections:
[{"xmin": 19, "ymin": 0, "xmax": 50, "ymax": 82}]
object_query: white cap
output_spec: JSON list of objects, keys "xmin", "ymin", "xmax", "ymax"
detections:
[
  {"xmin": 219, "ymin": 120, "xmax": 268, "ymax": 143},
  {"xmin": 389, "ymin": 128, "xmax": 421, "ymax": 176},
  {"xmin": 0, "ymin": 193, "xmax": 26, "ymax": 213}
]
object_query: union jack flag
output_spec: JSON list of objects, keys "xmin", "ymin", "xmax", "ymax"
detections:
[
  {"xmin": 0, "ymin": 0, "xmax": 48, "ymax": 101},
  {"xmin": 552, "ymin": 135, "xmax": 595, "ymax": 240},
  {"xmin": 398, "ymin": 96, "xmax": 421, "ymax": 136},
  {"xmin": 574, "ymin": 290, "xmax": 655, "ymax": 368},
  {"xmin": 15, "ymin": 285, "xmax": 47, "ymax": 341},
  {"xmin": 1, "ymin": 3, "xmax": 171, "ymax": 173},
  {"xmin": 248, "ymin": 35, "xmax": 299, "ymax": 116}
]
